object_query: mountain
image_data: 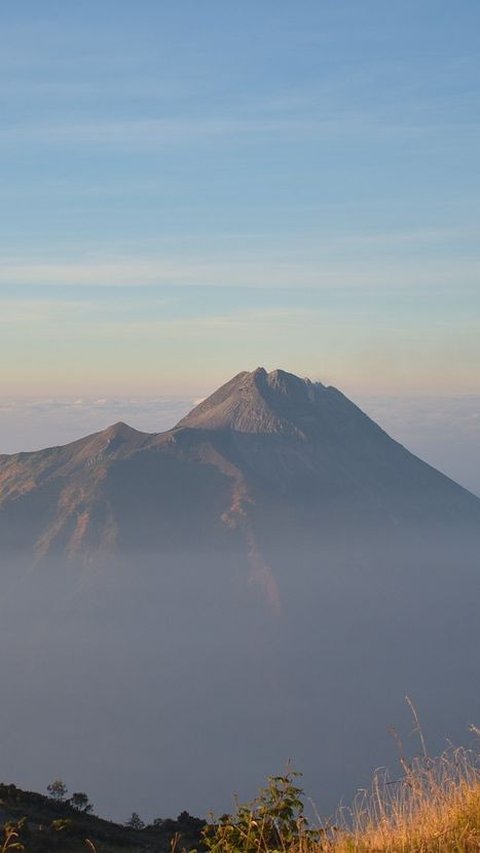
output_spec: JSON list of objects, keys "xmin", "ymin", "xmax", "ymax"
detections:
[{"xmin": 0, "ymin": 367, "xmax": 478, "ymax": 562}]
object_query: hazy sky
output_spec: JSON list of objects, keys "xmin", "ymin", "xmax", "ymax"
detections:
[{"xmin": 1, "ymin": 1, "xmax": 479, "ymax": 396}]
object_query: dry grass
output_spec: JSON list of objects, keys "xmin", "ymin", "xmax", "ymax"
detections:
[
  {"xmin": 203, "ymin": 744, "xmax": 480, "ymax": 853},
  {"xmin": 303, "ymin": 747, "xmax": 480, "ymax": 853}
]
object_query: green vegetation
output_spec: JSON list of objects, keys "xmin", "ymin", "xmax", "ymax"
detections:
[
  {"xmin": 4, "ymin": 733, "xmax": 480, "ymax": 851},
  {"xmin": 203, "ymin": 748, "xmax": 480, "ymax": 852},
  {"xmin": 203, "ymin": 769, "xmax": 322, "ymax": 852}
]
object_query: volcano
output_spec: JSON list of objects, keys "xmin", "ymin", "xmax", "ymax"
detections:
[{"xmin": 0, "ymin": 367, "xmax": 478, "ymax": 561}]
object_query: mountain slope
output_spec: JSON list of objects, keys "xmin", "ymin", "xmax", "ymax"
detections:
[
  {"xmin": 177, "ymin": 368, "xmax": 479, "ymax": 517},
  {"xmin": 0, "ymin": 368, "xmax": 478, "ymax": 560}
]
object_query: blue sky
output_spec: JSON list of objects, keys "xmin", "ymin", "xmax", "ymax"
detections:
[{"xmin": 1, "ymin": 1, "xmax": 479, "ymax": 396}]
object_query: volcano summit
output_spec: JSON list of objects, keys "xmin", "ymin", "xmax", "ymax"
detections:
[{"xmin": 0, "ymin": 367, "xmax": 478, "ymax": 562}]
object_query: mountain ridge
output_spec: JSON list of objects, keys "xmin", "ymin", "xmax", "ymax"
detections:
[{"xmin": 0, "ymin": 367, "xmax": 478, "ymax": 560}]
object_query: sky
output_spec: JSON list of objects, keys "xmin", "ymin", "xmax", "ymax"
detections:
[{"xmin": 0, "ymin": 2, "xmax": 479, "ymax": 453}]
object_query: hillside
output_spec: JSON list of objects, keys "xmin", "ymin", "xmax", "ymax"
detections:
[{"xmin": 0, "ymin": 782, "xmax": 204, "ymax": 852}]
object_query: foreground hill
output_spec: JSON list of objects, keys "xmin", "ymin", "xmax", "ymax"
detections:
[
  {"xmin": 0, "ymin": 367, "xmax": 478, "ymax": 561},
  {"xmin": 0, "ymin": 782, "xmax": 204, "ymax": 852}
]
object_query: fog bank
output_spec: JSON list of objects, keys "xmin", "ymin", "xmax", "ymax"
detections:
[{"xmin": 1, "ymin": 530, "xmax": 479, "ymax": 822}]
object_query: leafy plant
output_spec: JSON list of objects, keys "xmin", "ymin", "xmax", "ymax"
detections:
[
  {"xmin": 1, "ymin": 819, "xmax": 26, "ymax": 852},
  {"xmin": 203, "ymin": 769, "xmax": 321, "ymax": 852}
]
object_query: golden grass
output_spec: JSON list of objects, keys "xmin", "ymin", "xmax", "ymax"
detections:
[
  {"xmin": 303, "ymin": 747, "xmax": 480, "ymax": 853},
  {"xmin": 203, "ymin": 744, "xmax": 480, "ymax": 853}
]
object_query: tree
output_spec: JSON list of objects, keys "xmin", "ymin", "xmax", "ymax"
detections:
[
  {"xmin": 47, "ymin": 779, "xmax": 68, "ymax": 802},
  {"xmin": 126, "ymin": 812, "xmax": 145, "ymax": 830},
  {"xmin": 177, "ymin": 811, "xmax": 204, "ymax": 830},
  {"xmin": 70, "ymin": 792, "xmax": 93, "ymax": 813}
]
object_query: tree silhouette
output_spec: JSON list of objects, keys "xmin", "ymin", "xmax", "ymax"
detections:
[
  {"xmin": 70, "ymin": 791, "xmax": 93, "ymax": 813},
  {"xmin": 47, "ymin": 779, "xmax": 68, "ymax": 802},
  {"xmin": 126, "ymin": 812, "xmax": 145, "ymax": 830}
]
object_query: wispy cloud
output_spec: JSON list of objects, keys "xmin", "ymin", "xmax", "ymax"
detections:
[
  {"xmin": 3, "ymin": 97, "xmax": 470, "ymax": 149},
  {"xmin": 0, "ymin": 295, "xmax": 311, "ymax": 336},
  {"xmin": 0, "ymin": 114, "xmax": 354, "ymax": 146},
  {"xmin": 0, "ymin": 246, "xmax": 478, "ymax": 290},
  {"xmin": 0, "ymin": 298, "xmax": 99, "ymax": 325}
]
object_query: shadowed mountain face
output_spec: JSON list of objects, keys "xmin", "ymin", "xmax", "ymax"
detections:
[
  {"xmin": 0, "ymin": 367, "xmax": 478, "ymax": 561},
  {"xmin": 0, "ymin": 370, "xmax": 479, "ymax": 821}
]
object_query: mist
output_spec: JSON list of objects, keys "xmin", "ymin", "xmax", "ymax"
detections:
[{"xmin": 1, "ymin": 526, "xmax": 479, "ymax": 823}]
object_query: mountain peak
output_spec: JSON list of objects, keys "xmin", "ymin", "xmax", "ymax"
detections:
[
  {"xmin": 103, "ymin": 421, "xmax": 142, "ymax": 440},
  {"xmin": 175, "ymin": 368, "xmax": 328, "ymax": 434},
  {"xmin": 1, "ymin": 368, "xmax": 479, "ymax": 562}
]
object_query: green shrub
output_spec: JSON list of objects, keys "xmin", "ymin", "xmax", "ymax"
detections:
[{"xmin": 203, "ymin": 769, "xmax": 321, "ymax": 852}]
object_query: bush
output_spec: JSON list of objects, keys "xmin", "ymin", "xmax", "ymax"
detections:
[{"xmin": 203, "ymin": 769, "xmax": 321, "ymax": 852}]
